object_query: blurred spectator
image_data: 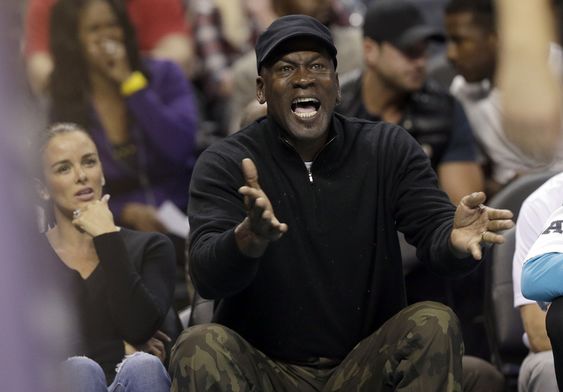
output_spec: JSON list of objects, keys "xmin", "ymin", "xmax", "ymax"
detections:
[
  {"xmin": 521, "ymin": 199, "xmax": 563, "ymax": 390},
  {"xmin": 189, "ymin": 0, "xmax": 276, "ymax": 98},
  {"xmin": 48, "ymin": 0, "xmax": 198, "ymax": 233},
  {"xmin": 496, "ymin": 0, "xmax": 562, "ymax": 163},
  {"xmin": 338, "ymin": 0, "xmax": 483, "ymax": 204},
  {"xmin": 512, "ymin": 173, "xmax": 560, "ymax": 392},
  {"xmin": 0, "ymin": 2, "xmax": 71, "ymax": 391},
  {"xmin": 228, "ymin": 0, "xmax": 363, "ymax": 133},
  {"xmin": 499, "ymin": 0, "xmax": 563, "ymax": 390},
  {"xmin": 446, "ymin": 0, "xmax": 563, "ymax": 196},
  {"xmin": 186, "ymin": 0, "xmax": 277, "ymax": 148},
  {"xmin": 24, "ymin": 0, "xmax": 195, "ymax": 96},
  {"xmin": 47, "ymin": 0, "xmax": 198, "ymax": 309}
]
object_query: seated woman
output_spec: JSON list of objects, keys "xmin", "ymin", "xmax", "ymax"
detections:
[
  {"xmin": 36, "ymin": 123, "xmax": 176, "ymax": 391},
  {"xmin": 522, "ymin": 204, "xmax": 563, "ymax": 389},
  {"xmin": 48, "ymin": 0, "xmax": 198, "ymax": 232}
]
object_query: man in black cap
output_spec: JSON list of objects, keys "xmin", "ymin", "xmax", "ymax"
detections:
[
  {"xmin": 338, "ymin": 0, "xmax": 483, "ymax": 206},
  {"xmin": 168, "ymin": 14, "xmax": 513, "ymax": 391}
]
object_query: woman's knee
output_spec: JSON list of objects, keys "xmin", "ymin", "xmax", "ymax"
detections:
[
  {"xmin": 117, "ymin": 352, "xmax": 166, "ymax": 378},
  {"xmin": 62, "ymin": 356, "xmax": 105, "ymax": 377},
  {"xmin": 114, "ymin": 352, "xmax": 170, "ymax": 391},
  {"xmin": 61, "ymin": 356, "xmax": 107, "ymax": 391}
]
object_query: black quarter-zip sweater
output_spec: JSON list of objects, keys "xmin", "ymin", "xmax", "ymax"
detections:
[{"xmin": 188, "ymin": 113, "xmax": 478, "ymax": 362}]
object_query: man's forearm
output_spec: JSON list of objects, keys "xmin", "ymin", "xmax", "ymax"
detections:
[{"xmin": 520, "ymin": 304, "xmax": 552, "ymax": 352}]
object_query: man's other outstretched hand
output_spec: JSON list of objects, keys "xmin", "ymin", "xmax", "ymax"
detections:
[{"xmin": 450, "ymin": 192, "xmax": 514, "ymax": 260}]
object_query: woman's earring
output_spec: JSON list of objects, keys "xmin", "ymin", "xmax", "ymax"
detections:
[{"xmin": 101, "ymin": 177, "xmax": 106, "ymax": 187}]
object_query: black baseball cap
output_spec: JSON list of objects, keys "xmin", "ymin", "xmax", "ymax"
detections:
[
  {"xmin": 255, "ymin": 14, "xmax": 338, "ymax": 73},
  {"xmin": 363, "ymin": 1, "xmax": 444, "ymax": 50}
]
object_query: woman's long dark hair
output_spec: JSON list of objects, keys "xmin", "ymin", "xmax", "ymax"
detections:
[{"xmin": 49, "ymin": 0, "xmax": 147, "ymax": 128}]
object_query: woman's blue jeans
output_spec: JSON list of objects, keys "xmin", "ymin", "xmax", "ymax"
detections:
[{"xmin": 61, "ymin": 352, "xmax": 170, "ymax": 392}]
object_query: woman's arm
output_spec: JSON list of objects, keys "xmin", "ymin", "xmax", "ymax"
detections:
[
  {"xmin": 125, "ymin": 60, "xmax": 199, "ymax": 165},
  {"xmin": 93, "ymin": 231, "xmax": 176, "ymax": 344}
]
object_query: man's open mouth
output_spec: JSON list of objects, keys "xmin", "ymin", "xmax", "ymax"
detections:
[{"xmin": 291, "ymin": 97, "xmax": 320, "ymax": 119}]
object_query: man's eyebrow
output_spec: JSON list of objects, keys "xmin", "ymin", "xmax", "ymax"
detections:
[{"xmin": 278, "ymin": 52, "xmax": 328, "ymax": 65}]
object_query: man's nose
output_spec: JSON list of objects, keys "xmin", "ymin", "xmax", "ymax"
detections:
[{"xmin": 292, "ymin": 66, "xmax": 314, "ymax": 88}]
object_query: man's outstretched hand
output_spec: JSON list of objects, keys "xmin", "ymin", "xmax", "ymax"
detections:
[
  {"xmin": 450, "ymin": 192, "xmax": 514, "ymax": 260},
  {"xmin": 235, "ymin": 158, "xmax": 288, "ymax": 257}
]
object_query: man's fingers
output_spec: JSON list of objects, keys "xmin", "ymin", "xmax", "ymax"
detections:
[
  {"xmin": 482, "ymin": 231, "xmax": 506, "ymax": 245},
  {"xmin": 487, "ymin": 208, "xmax": 514, "ymax": 220},
  {"xmin": 469, "ymin": 242, "xmax": 483, "ymax": 260},
  {"xmin": 460, "ymin": 191, "xmax": 487, "ymax": 209},
  {"xmin": 154, "ymin": 330, "xmax": 172, "ymax": 343},
  {"xmin": 487, "ymin": 219, "xmax": 515, "ymax": 232},
  {"xmin": 241, "ymin": 158, "xmax": 260, "ymax": 189}
]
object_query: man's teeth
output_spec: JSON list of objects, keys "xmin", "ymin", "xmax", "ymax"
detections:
[
  {"xmin": 293, "ymin": 97, "xmax": 319, "ymax": 104},
  {"xmin": 292, "ymin": 97, "xmax": 319, "ymax": 118},
  {"xmin": 295, "ymin": 111, "xmax": 317, "ymax": 118}
]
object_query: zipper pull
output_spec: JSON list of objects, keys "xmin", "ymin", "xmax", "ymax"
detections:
[{"xmin": 307, "ymin": 168, "xmax": 313, "ymax": 184}]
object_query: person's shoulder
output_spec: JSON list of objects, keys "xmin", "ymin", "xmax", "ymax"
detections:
[
  {"xmin": 232, "ymin": 50, "xmax": 257, "ymax": 77},
  {"xmin": 522, "ymin": 172, "xmax": 563, "ymax": 211},
  {"xmin": 336, "ymin": 70, "xmax": 362, "ymax": 116},
  {"xmin": 408, "ymin": 80, "xmax": 457, "ymax": 119},
  {"xmin": 143, "ymin": 57, "xmax": 183, "ymax": 75},
  {"xmin": 335, "ymin": 113, "xmax": 409, "ymax": 144},
  {"xmin": 338, "ymin": 68, "xmax": 362, "ymax": 92},
  {"xmin": 199, "ymin": 119, "xmax": 268, "ymax": 160},
  {"xmin": 417, "ymin": 79, "xmax": 454, "ymax": 103}
]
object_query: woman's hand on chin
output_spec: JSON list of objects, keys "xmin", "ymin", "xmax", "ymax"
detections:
[{"xmin": 72, "ymin": 194, "xmax": 119, "ymax": 237}]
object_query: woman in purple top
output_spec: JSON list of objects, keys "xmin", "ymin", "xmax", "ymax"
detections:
[{"xmin": 48, "ymin": 0, "xmax": 198, "ymax": 231}]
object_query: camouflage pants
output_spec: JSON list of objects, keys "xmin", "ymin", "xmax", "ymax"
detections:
[{"xmin": 169, "ymin": 301, "xmax": 464, "ymax": 392}]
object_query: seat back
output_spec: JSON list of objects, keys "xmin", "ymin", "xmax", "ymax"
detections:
[
  {"xmin": 187, "ymin": 291, "xmax": 215, "ymax": 326},
  {"xmin": 483, "ymin": 171, "xmax": 557, "ymax": 378},
  {"xmin": 484, "ymin": 227, "xmax": 527, "ymax": 375}
]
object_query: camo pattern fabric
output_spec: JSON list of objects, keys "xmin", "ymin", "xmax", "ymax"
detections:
[{"xmin": 169, "ymin": 301, "xmax": 464, "ymax": 392}]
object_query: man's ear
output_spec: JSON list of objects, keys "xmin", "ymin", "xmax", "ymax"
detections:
[
  {"xmin": 34, "ymin": 178, "xmax": 50, "ymax": 201},
  {"xmin": 363, "ymin": 37, "xmax": 380, "ymax": 66},
  {"xmin": 256, "ymin": 76, "xmax": 266, "ymax": 104}
]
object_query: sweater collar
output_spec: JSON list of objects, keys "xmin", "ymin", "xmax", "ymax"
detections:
[{"xmin": 264, "ymin": 113, "xmax": 345, "ymax": 172}]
